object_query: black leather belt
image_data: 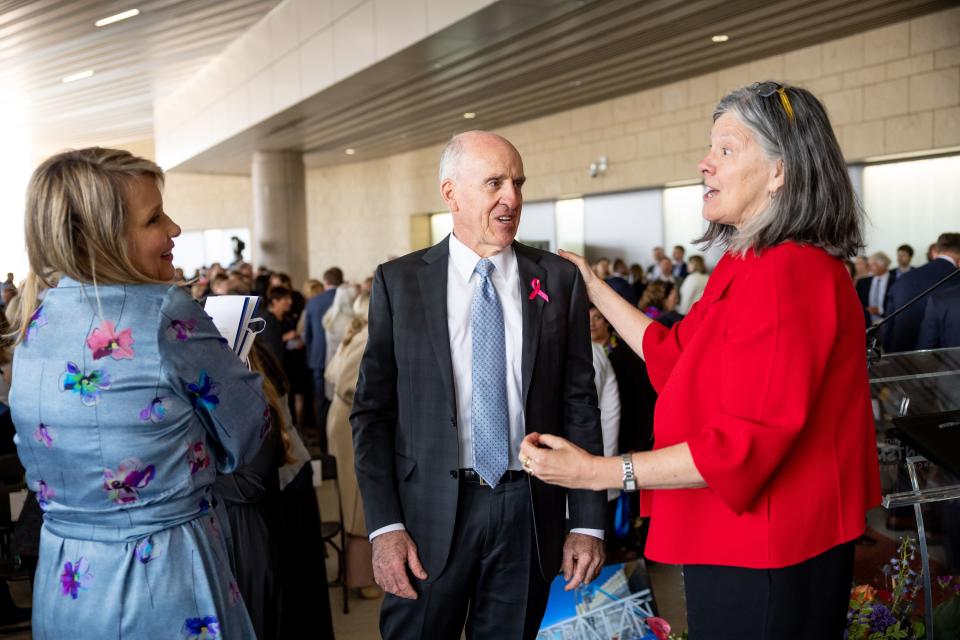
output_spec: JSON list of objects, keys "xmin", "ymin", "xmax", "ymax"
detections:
[{"xmin": 459, "ymin": 468, "xmax": 527, "ymax": 486}]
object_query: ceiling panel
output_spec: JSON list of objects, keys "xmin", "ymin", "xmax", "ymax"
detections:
[
  {"xmin": 0, "ymin": 0, "xmax": 281, "ymax": 154},
  {"xmin": 170, "ymin": 0, "xmax": 955, "ymax": 173}
]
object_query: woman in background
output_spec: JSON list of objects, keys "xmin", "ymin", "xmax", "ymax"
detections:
[
  {"xmin": 324, "ymin": 291, "xmax": 379, "ymax": 598},
  {"xmin": 10, "ymin": 148, "xmax": 267, "ymax": 638},
  {"xmin": 677, "ymin": 255, "xmax": 709, "ymax": 315}
]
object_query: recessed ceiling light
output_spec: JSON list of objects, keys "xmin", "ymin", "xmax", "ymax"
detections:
[
  {"xmin": 463, "ymin": 112, "xmax": 476, "ymax": 119},
  {"xmin": 344, "ymin": 148, "xmax": 356, "ymax": 155},
  {"xmin": 62, "ymin": 70, "xmax": 95, "ymax": 83},
  {"xmin": 95, "ymin": 9, "xmax": 140, "ymax": 27},
  {"xmin": 711, "ymin": 34, "xmax": 729, "ymax": 43}
]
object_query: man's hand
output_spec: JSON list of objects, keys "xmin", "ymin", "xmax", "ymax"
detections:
[
  {"xmin": 371, "ymin": 530, "xmax": 428, "ymax": 599},
  {"xmin": 561, "ymin": 532, "xmax": 605, "ymax": 591}
]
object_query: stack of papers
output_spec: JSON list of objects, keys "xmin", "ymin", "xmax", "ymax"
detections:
[{"xmin": 203, "ymin": 295, "xmax": 263, "ymax": 362}]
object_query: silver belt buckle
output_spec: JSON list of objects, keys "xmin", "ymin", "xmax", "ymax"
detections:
[{"xmin": 478, "ymin": 473, "xmax": 488, "ymax": 486}]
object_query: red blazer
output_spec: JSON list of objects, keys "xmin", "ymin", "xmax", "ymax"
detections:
[{"xmin": 641, "ymin": 242, "xmax": 881, "ymax": 569}]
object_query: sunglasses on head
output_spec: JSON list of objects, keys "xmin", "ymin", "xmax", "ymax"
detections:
[{"xmin": 754, "ymin": 82, "xmax": 795, "ymax": 122}]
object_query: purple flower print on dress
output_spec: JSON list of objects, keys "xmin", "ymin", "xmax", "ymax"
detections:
[
  {"xmin": 34, "ymin": 423, "xmax": 53, "ymax": 448},
  {"xmin": 139, "ymin": 396, "xmax": 168, "ymax": 423},
  {"xmin": 207, "ymin": 513, "xmax": 221, "ymax": 539},
  {"xmin": 86, "ymin": 320, "xmax": 135, "ymax": 360},
  {"xmin": 61, "ymin": 362, "xmax": 111, "ymax": 406},
  {"xmin": 182, "ymin": 616, "xmax": 220, "ymax": 638},
  {"xmin": 186, "ymin": 441, "xmax": 210, "ymax": 475},
  {"xmin": 228, "ymin": 581, "xmax": 241, "ymax": 606},
  {"xmin": 185, "ymin": 371, "xmax": 219, "ymax": 411},
  {"xmin": 134, "ymin": 536, "xmax": 163, "ymax": 564},
  {"xmin": 25, "ymin": 306, "xmax": 47, "ymax": 343},
  {"xmin": 60, "ymin": 557, "xmax": 92, "ymax": 599},
  {"xmin": 103, "ymin": 458, "xmax": 156, "ymax": 505},
  {"xmin": 168, "ymin": 318, "xmax": 197, "ymax": 342},
  {"xmin": 36, "ymin": 480, "xmax": 54, "ymax": 509},
  {"xmin": 260, "ymin": 407, "xmax": 271, "ymax": 439}
]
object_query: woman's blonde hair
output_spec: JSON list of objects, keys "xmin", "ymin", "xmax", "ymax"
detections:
[{"xmin": 13, "ymin": 148, "xmax": 165, "ymax": 342}]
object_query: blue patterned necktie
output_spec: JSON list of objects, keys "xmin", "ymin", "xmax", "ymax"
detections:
[{"xmin": 471, "ymin": 258, "xmax": 509, "ymax": 487}]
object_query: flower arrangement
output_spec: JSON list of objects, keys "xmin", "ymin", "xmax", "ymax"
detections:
[{"xmin": 846, "ymin": 536, "xmax": 960, "ymax": 640}]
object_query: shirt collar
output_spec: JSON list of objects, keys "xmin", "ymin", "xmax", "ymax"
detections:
[
  {"xmin": 937, "ymin": 255, "xmax": 958, "ymax": 267},
  {"xmin": 448, "ymin": 232, "xmax": 515, "ymax": 282}
]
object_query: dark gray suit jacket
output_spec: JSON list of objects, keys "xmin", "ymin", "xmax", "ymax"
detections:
[
  {"xmin": 916, "ymin": 282, "xmax": 960, "ymax": 349},
  {"xmin": 350, "ymin": 237, "xmax": 604, "ymax": 582}
]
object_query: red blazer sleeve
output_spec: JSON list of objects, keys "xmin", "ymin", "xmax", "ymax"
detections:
[
  {"xmin": 686, "ymin": 249, "xmax": 839, "ymax": 515},
  {"xmin": 642, "ymin": 283, "xmax": 714, "ymax": 391}
]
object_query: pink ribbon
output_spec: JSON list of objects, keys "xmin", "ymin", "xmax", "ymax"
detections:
[{"xmin": 528, "ymin": 278, "xmax": 550, "ymax": 302}]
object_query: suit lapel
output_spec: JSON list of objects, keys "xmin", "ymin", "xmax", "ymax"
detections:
[
  {"xmin": 417, "ymin": 238, "xmax": 457, "ymax": 419},
  {"xmin": 514, "ymin": 242, "xmax": 546, "ymax": 410}
]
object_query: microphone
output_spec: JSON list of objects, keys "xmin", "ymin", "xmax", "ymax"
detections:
[{"xmin": 866, "ymin": 266, "xmax": 960, "ymax": 362}]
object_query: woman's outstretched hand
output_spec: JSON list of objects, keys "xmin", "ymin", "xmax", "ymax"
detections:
[
  {"xmin": 520, "ymin": 432, "xmax": 598, "ymax": 490},
  {"xmin": 558, "ymin": 249, "xmax": 598, "ymax": 290}
]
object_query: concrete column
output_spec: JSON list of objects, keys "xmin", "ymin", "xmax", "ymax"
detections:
[{"xmin": 251, "ymin": 151, "xmax": 309, "ymax": 285}]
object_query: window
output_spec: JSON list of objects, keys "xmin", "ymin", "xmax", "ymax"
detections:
[
  {"xmin": 174, "ymin": 227, "xmax": 250, "ymax": 275},
  {"xmin": 862, "ymin": 155, "xmax": 960, "ymax": 263}
]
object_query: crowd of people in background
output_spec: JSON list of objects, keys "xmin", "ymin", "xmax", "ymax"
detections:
[{"xmin": 3, "ymin": 232, "xmax": 956, "ymax": 583}]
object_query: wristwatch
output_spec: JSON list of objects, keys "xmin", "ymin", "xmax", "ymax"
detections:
[{"xmin": 621, "ymin": 453, "xmax": 637, "ymax": 492}]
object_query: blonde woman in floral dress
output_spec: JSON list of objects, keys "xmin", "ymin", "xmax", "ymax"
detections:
[{"xmin": 10, "ymin": 148, "xmax": 267, "ymax": 638}]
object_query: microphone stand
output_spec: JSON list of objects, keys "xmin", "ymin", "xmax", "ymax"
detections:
[{"xmin": 866, "ymin": 266, "xmax": 960, "ymax": 362}]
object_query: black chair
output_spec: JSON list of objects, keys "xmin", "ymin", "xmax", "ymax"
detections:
[{"xmin": 314, "ymin": 451, "xmax": 349, "ymax": 614}]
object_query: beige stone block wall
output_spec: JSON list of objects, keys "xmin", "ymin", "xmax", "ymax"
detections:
[
  {"xmin": 163, "ymin": 173, "xmax": 253, "ymax": 232},
  {"xmin": 291, "ymin": 6, "xmax": 959, "ymax": 278}
]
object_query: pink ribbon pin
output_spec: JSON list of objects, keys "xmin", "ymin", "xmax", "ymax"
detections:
[{"xmin": 528, "ymin": 278, "xmax": 550, "ymax": 302}]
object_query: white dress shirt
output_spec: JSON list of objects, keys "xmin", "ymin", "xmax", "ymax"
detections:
[
  {"xmin": 868, "ymin": 272, "xmax": 891, "ymax": 323},
  {"xmin": 370, "ymin": 233, "xmax": 603, "ymax": 540}
]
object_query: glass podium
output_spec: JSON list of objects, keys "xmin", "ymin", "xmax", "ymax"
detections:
[{"xmin": 868, "ymin": 346, "xmax": 960, "ymax": 639}]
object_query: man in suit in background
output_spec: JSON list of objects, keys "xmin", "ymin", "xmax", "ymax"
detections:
[
  {"xmin": 883, "ymin": 233, "xmax": 960, "ymax": 353},
  {"xmin": 303, "ymin": 266, "xmax": 342, "ymax": 447},
  {"xmin": 856, "ymin": 251, "xmax": 896, "ymax": 325},
  {"xmin": 917, "ymin": 282, "xmax": 960, "ymax": 349},
  {"xmin": 671, "ymin": 245, "xmax": 689, "ymax": 281},
  {"xmin": 351, "ymin": 131, "xmax": 605, "ymax": 639},
  {"xmin": 896, "ymin": 244, "xmax": 915, "ymax": 275}
]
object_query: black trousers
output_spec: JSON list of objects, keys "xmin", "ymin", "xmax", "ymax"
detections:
[
  {"xmin": 684, "ymin": 541, "xmax": 855, "ymax": 640},
  {"xmin": 380, "ymin": 477, "xmax": 550, "ymax": 640}
]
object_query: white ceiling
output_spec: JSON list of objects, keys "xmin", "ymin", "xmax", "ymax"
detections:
[
  {"xmin": 1, "ymin": 0, "xmax": 954, "ymax": 169},
  {"xmin": 0, "ymin": 0, "xmax": 281, "ymax": 156},
  {"xmin": 171, "ymin": 0, "xmax": 958, "ymax": 173}
]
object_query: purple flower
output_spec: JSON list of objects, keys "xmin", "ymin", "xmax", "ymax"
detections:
[
  {"xmin": 229, "ymin": 581, "xmax": 241, "ymax": 606},
  {"xmin": 868, "ymin": 603, "xmax": 897, "ymax": 633},
  {"xmin": 60, "ymin": 557, "xmax": 92, "ymax": 599},
  {"xmin": 139, "ymin": 396, "xmax": 168, "ymax": 423},
  {"xmin": 34, "ymin": 423, "xmax": 53, "ymax": 448},
  {"xmin": 134, "ymin": 536, "xmax": 163, "ymax": 564},
  {"xmin": 103, "ymin": 458, "xmax": 156, "ymax": 505},
  {"xmin": 25, "ymin": 306, "xmax": 47, "ymax": 343},
  {"xmin": 186, "ymin": 441, "xmax": 210, "ymax": 475},
  {"xmin": 168, "ymin": 318, "xmax": 197, "ymax": 342},
  {"xmin": 36, "ymin": 480, "xmax": 54, "ymax": 509},
  {"xmin": 182, "ymin": 615, "xmax": 220, "ymax": 638},
  {"xmin": 259, "ymin": 407, "xmax": 271, "ymax": 439}
]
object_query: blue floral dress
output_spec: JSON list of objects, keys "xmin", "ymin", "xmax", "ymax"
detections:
[{"xmin": 10, "ymin": 277, "xmax": 268, "ymax": 639}]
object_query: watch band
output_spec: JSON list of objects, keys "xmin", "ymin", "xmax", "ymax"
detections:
[{"xmin": 621, "ymin": 453, "xmax": 637, "ymax": 492}]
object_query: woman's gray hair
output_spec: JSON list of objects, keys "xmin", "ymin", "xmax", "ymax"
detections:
[{"xmin": 696, "ymin": 81, "xmax": 864, "ymax": 258}]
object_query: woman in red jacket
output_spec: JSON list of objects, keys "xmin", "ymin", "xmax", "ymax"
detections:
[{"xmin": 520, "ymin": 82, "xmax": 881, "ymax": 639}]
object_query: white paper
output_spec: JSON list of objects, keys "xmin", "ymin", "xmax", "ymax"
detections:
[{"xmin": 204, "ymin": 295, "xmax": 261, "ymax": 357}]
